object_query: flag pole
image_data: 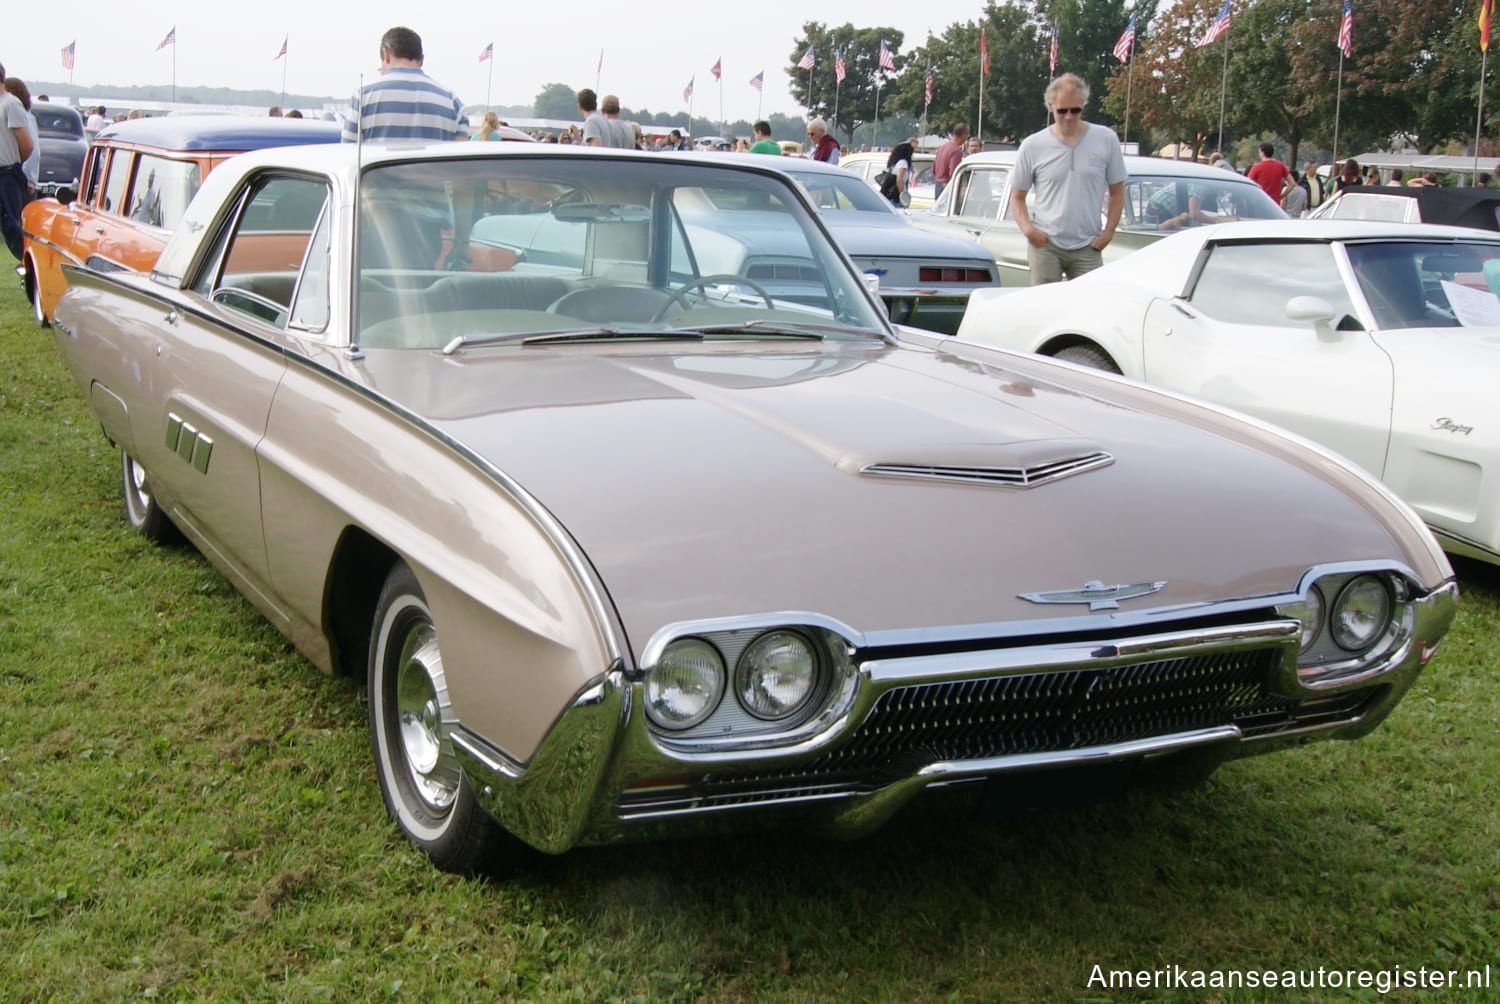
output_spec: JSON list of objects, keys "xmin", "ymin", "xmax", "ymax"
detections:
[
  {"xmin": 487, "ymin": 56, "xmax": 493, "ymax": 108},
  {"xmin": 977, "ymin": 26, "xmax": 986, "ymax": 143},
  {"xmin": 1214, "ymin": 32, "xmax": 1228, "ymax": 158},
  {"xmin": 1332, "ymin": 50, "xmax": 1345, "ymax": 173},
  {"xmin": 1476, "ymin": 49, "xmax": 1489, "ymax": 185},
  {"xmin": 1123, "ymin": 37, "xmax": 1135, "ymax": 147},
  {"xmin": 281, "ymin": 49, "xmax": 288, "ymax": 110},
  {"xmin": 874, "ymin": 74, "xmax": 882, "ymax": 147}
]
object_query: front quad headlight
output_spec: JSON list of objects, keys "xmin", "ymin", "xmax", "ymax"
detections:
[
  {"xmin": 643, "ymin": 638, "xmax": 725, "ymax": 730},
  {"xmin": 735, "ymin": 630, "xmax": 819, "ymax": 721},
  {"xmin": 1278, "ymin": 570, "xmax": 1410, "ymax": 686},
  {"xmin": 1330, "ymin": 575, "xmax": 1393, "ymax": 652},
  {"xmin": 638, "ymin": 619, "xmax": 856, "ymax": 747}
]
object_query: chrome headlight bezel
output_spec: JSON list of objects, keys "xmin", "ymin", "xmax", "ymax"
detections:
[
  {"xmin": 636, "ymin": 616, "xmax": 859, "ymax": 749},
  {"xmin": 1281, "ymin": 569, "xmax": 1412, "ymax": 687}
]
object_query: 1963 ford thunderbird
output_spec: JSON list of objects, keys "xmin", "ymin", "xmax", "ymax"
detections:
[{"xmin": 51, "ymin": 143, "xmax": 1457, "ymax": 873}]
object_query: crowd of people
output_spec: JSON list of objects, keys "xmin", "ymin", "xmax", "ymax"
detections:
[{"xmin": 10, "ymin": 26, "xmax": 1498, "ymax": 269}]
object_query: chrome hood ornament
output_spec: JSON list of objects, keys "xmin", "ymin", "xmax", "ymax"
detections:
[{"xmin": 1020, "ymin": 580, "xmax": 1167, "ymax": 611}]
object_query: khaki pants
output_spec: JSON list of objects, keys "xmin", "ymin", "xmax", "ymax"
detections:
[{"xmin": 1027, "ymin": 240, "xmax": 1103, "ymax": 284}]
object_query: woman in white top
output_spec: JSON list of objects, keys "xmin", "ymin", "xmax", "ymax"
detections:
[{"xmin": 882, "ymin": 141, "xmax": 914, "ymax": 207}]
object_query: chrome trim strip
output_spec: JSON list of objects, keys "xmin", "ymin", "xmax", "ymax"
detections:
[{"xmin": 863, "ymin": 621, "xmax": 1301, "ymax": 686}]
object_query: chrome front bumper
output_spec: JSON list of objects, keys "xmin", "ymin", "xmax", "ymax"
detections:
[{"xmin": 453, "ymin": 580, "xmax": 1458, "ymax": 854}]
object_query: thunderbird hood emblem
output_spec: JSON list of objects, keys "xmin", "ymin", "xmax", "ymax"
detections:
[{"xmin": 1020, "ymin": 580, "xmax": 1167, "ymax": 611}]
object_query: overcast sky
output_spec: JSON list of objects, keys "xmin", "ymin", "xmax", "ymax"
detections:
[{"xmin": 5, "ymin": 0, "xmax": 991, "ymax": 124}]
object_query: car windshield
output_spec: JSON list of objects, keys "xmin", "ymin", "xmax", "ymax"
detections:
[
  {"xmin": 356, "ymin": 156, "xmax": 888, "ymax": 349},
  {"xmin": 1345, "ymin": 239, "xmax": 1500, "ymax": 329}
]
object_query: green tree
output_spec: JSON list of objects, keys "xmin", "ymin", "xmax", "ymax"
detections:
[
  {"xmin": 788, "ymin": 23, "xmax": 907, "ymax": 144},
  {"xmin": 533, "ymin": 83, "xmax": 580, "ymax": 120}
]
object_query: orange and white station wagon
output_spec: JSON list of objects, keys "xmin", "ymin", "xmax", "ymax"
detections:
[{"xmin": 21, "ymin": 115, "xmax": 339, "ymax": 326}]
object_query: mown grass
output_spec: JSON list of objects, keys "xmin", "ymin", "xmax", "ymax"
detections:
[{"xmin": 1, "ymin": 275, "xmax": 1497, "ymax": 1003}]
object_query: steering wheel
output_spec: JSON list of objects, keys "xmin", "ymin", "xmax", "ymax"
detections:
[{"xmin": 651, "ymin": 274, "xmax": 775, "ymax": 322}]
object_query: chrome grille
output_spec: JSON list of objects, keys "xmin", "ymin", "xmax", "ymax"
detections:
[
  {"xmin": 617, "ymin": 647, "xmax": 1376, "ymax": 815},
  {"xmin": 862, "ymin": 452, "xmax": 1113, "ymax": 487}
]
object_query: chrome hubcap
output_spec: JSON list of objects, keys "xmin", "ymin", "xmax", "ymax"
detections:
[
  {"xmin": 126, "ymin": 456, "xmax": 152, "ymax": 514},
  {"xmin": 394, "ymin": 623, "xmax": 460, "ymax": 813}
]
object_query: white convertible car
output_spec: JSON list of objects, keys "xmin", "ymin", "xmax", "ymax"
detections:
[{"xmin": 958, "ymin": 219, "xmax": 1500, "ymax": 565}]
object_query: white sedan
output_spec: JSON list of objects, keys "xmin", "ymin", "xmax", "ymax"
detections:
[{"xmin": 957, "ymin": 219, "xmax": 1500, "ymax": 565}]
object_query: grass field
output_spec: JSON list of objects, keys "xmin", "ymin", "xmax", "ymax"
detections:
[{"xmin": 2, "ymin": 275, "xmax": 1497, "ymax": 1003}]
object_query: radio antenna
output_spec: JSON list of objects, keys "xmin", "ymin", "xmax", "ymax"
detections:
[{"xmin": 345, "ymin": 73, "xmax": 366, "ymax": 360}]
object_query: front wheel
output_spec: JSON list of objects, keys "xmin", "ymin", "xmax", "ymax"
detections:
[
  {"xmin": 1052, "ymin": 343, "xmax": 1121, "ymax": 374},
  {"xmin": 25, "ymin": 259, "xmax": 48, "ymax": 327},
  {"xmin": 121, "ymin": 451, "xmax": 181, "ymax": 543},
  {"xmin": 368, "ymin": 561, "xmax": 510, "ymax": 873}
]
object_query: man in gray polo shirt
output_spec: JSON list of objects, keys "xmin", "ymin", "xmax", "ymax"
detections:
[{"xmin": 1009, "ymin": 72, "xmax": 1125, "ymax": 284}]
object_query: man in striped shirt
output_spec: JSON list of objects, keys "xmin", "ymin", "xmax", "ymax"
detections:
[{"xmin": 342, "ymin": 27, "xmax": 468, "ymax": 143}]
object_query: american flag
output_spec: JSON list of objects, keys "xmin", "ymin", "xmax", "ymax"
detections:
[
  {"xmin": 980, "ymin": 26, "xmax": 989, "ymax": 76},
  {"xmin": 61, "ymin": 40, "xmax": 76, "ymax": 70},
  {"xmin": 834, "ymin": 48, "xmax": 846, "ymax": 84},
  {"xmin": 157, "ymin": 26, "xmax": 176, "ymax": 50},
  {"xmin": 879, "ymin": 40, "xmax": 896, "ymax": 72},
  {"xmin": 1048, "ymin": 24, "xmax": 1058, "ymax": 75},
  {"xmin": 711, "ymin": 58, "xmax": 722, "ymax": 81},
  {"xmin": 1113, "ymin": 16, "xmax": 1136, "ymax": 64},
  {"xmin": 274, "ymin": 36, "xmax": 287, "ymax": 61},
  {"xmin": 798, "ymin": 46, "xmax": 815, "ymax": 70},
  {"xmin": 478, "ymin": 42, "xmax": 493, "ymax": 63},
  {"xmin": 1197, "ymin": 0, "xmax": 1231, "ymax": 47},
  {"xmin": 1337, "ymin": 0, "xmax": 1353, "ymax": 57},
  {"xmin": 683, "ymin": 76, "xmax": 694, "ymax": 101},
  {"xmin": 924, "ymin": 61, "xmax": 933, "ymax": 105},
  {"xmin": 749, "ymin": 71, "xmax": 764, "ymax": 92}
]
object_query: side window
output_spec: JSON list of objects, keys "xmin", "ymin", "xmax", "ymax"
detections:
[
  {"xmin": 101, "ymin": 149, "xmax": 133, "ymax": 215},
  {"xmin": 953, "ymin": 168, "xmax": 1008, "ymax": 221},
  {"xmin": 1188, "ymin": 242, "xmax": 1356, "ymax": 326},
  {"xmin": 287, "ymin": 206, "xmax": 332, "ymax": 332},
  {"xmin": 80, "ymin": 148, "xmax": 105, "ymax": 206},
  {"xmin": 128, "ymin": 155, "xmax": 202, "ymax": 230},
  {"xmin": 200, "ymin": 176, "xmax": 331, "ymax": 328}
]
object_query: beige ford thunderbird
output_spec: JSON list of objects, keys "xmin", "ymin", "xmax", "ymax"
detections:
[{"xmin": 51, "ymin": 143, "xmax": 1457, "ymax": 873}]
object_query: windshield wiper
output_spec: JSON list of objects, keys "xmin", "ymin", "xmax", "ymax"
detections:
[
  {"xmin": 443, "ymin": 328, "xmax": 704, "ymax": 354},
  {"xmin": 522, "ymin": 328, "xmax": 705, "ymax": 346},
  {"xmin": 666, "ymin": 320, "xmax": 863, "ymax": 340}
]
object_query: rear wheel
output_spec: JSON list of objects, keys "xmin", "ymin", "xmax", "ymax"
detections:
[
  {"xmin": 121, "ymin": 451, "xmax": 181, "ymax": 543},
  {"xmin": 1052, "ymin": 343, "xmax": 1120, "ymax": 374},
  {"xmin": 368, "ymin": 561, "xmax": 510, "ymax": 873}
]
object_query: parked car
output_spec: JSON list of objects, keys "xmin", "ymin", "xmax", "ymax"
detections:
[
  {"xmin": 31, "ymin": 101, "xmax": 88, "ymax": 195},
  {"xmin": 20, "ymin": 114, "xmax": 339, "ymax": 326},
  {"xmin": 957, "ymin": 218, "xmax": 1500, "ymax": 565},
  {"xmin": 50, "ymin": 144, "xmax": 1456, "ymax": 874},
  {"xmin": 912, "ymin": 152, "xmax": 1286, "ymax": 284},
  {"xmin": 841, "ymin": 149, "xmax": 937, "ymax": 209},
  {"xmin": 1309, "ymin": 184, "xmax": 1500, "ymax": 231},
  {"xmin": 747, "ymin": 156, "xmax": 997, "ymax": 333}
]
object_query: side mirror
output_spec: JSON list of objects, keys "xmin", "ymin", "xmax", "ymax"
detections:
[
  {"xmin": 1285, "ymin": 295, "xmax": 1338, "ymax": 341},
  {"xmin": 56, "ymin": 186, "xmax": 77, "ymax": 206}
]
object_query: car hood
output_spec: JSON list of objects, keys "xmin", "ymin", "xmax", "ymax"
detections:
[
  {"xmin": 822, "ymin": 212, "xmax": 994, "ymax": 262},
  {"xmin": 358, "ymin": 338, "xmax": 1424, "ymax": 649}
]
